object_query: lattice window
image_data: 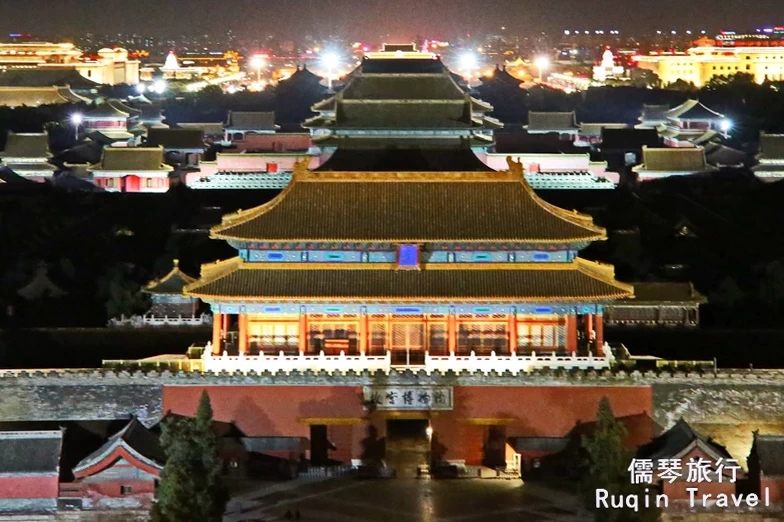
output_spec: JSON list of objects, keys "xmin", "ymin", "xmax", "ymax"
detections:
[
  {"xmin": 428, "ymin": 323, "xmax": 448, "ymax": 354},
  {"xmin": 249, "ymin": 323, "xmax": 299, "ymax": 350},
  {"xmin": 391, "ymin": 323, "xmax": 424, "ymax": 350},
  {"xmin": 517, "ymin": 323, "xmax": 565, "ymax": 349},
  {"xmin": 457, "ymin": 322, "xmax": 508, "ymax": 354},
  {"xmin": 369, "ymin": 322, "xmax": 388, "ymax": 353},
  {"xmin": 308, "ymin": 322, "xmax": 358, "ymax": 353}
]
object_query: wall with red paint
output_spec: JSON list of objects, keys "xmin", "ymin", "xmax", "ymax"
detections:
[
  {"xmin": 0, "ymin": 476, "xmax": 58, "ymax": 499},
  {"xmin": 163, "ymin": 385, "xmax": 652, "ymax": 463}
]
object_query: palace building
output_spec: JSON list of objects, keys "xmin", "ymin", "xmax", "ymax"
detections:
[{"xmin": 185, "ymin": 155, "xmax": 632, "ymax": 375}]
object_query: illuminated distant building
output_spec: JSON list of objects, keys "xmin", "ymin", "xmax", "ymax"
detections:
[
  {"xmin": 592, "ymin": 49, "xmax": 625, "ymax": 82},
  {"xmin": 654, "ymin": 100, "xmax": 728, "ymax": 148},
  {"xmin": 0, "ymin": 43, "xmax": 139, "ymax": 85},
  {"xmin": 636, "ymin": 31, "xmax": 784, "ymax": 86},
  {"xmin": 160, "ymin": 51, "xmax": 206, "ymax": 80}
]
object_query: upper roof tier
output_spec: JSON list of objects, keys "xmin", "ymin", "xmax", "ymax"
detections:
[{"xmin": 211, "ymin": 159, "xmax": 605, "ymax": 244}]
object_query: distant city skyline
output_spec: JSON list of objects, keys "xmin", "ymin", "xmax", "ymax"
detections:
[{"xmin": 2, "ymin": 0, "xmax": 784, "ymax": 42}]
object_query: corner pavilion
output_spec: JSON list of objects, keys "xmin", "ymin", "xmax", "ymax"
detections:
[{"xmin": 185, "ymin": 157, "xmax": 633, "ymax": 375}]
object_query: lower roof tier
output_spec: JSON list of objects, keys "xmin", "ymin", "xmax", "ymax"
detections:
[{"xmin": 185, "ymin": 258, "xmax": 633, "ymax": 303}]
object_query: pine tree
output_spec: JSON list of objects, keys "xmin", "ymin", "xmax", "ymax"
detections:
[
  {"xmin": 152, "ymin": 390, "xmax": 228, "ymax": 522},
  {"xmin": 580, "ymin": 398, "xmax": 660, "ymax": 522}
]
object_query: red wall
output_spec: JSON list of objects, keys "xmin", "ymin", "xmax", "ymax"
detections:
[
  {"xmin": 163, "ymin": 385, "xmax": 651, "ymax": 463},
  {"xmin": 761, "ymin": 478, "xmax": 784, "ymax": 504},
  {"xmin": 0, "ymin": 475, "xmax": 58, "ymax": 499}
]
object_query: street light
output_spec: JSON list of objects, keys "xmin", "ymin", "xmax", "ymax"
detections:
[
  {"xmin": 719, "ymin": 118, "xmax": 732, "ymax": 138},
  {"xmin": 322, "ymin": 52, "xmax": 340, "ymax": 90},
  {"xmin": 153, "ymin": 79, "xmax": 167, "ymax": 94},
  {"xmin": 534, "ymin": 56, "xmax": 550, "ymax": 82},
  {"xmin": 251, "ymin": 55, "xmax": 266, "ymax": 85},
  {"xmin": 70, "ymin": 113, "xmax": 82, "ymax": 141}
]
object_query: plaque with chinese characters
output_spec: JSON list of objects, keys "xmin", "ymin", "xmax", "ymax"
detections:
[{"xmin": 362, "ymin": 386, "xmax": 453, "ymax": 411}]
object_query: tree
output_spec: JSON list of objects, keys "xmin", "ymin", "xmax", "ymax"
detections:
[
  {"xmin": 152, "ymin": 391, "xmax": 228, "ymax": 522},
  {"xmin": 580, "ymin": 398, "xmax": 660, "ymax": 522}
]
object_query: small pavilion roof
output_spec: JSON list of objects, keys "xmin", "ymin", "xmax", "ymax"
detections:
[
  {"xmin": 73, "ymin": 418, "xmax": 164, "ymax": 478},
  {"xmin": 637, "ymin": 419, "xmax": 732, "ymax": 462},
  {"xmin": 226, "ymin": 111, "xmax": 278, "ymax": 131},
  {"xmin": 0, "ymin": 131, "xmax": 51, "ymax": 159},
  {"xmin": 526, "ymin": 112, "xmax": 578, "ymax": 132},
  {"xmin": 0, "ymin": 430, "xmax": 62, "ymax": 475},
  {"xmin": 665, "ymin": 99, "xmax": 724, "ymax": 121},
  {"xmin": 89, "ymin": 146, "xmax": 173, "ymax": 172},
  {"xmin": 144, "ymin": 260, "xmax": 197, "ymax": 295},
  {"xmin": 185, "ymin": 257, "xmax": 633, "ymax": 303},
  {"xmin": 210, "ymin": 159, "xmax": 606, "ymax": 244}
]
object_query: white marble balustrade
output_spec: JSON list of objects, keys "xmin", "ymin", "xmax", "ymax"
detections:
[{"xmin": 200, "ymin": 343, "xmax": 614, "ymax": 375}]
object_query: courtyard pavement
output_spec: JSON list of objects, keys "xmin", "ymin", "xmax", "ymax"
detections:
[{"xmin": 224, "ymin": 477, "xmax": 584, "ymax": 522}]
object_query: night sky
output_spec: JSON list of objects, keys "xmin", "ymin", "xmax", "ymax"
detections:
[{"xmin": 1, "ymin": 0, "xmax": 784, "ymax": 40}]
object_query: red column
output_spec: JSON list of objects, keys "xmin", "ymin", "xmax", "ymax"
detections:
[
  {"xmin": 221, "ymin": 313, "xmax": 229, "ymax": 339},
  {"xmin": 447, "ymin": 313, "xmax": 457, "ymax": 356},
  {"xmin": 566, "ymin": 315, "xmax": 577, "ymax": 353},
  {"xmin": 212, "ymin": 312, "xmax": 222, "ymax": 355},
  {"xmin": 238, "ymin": 315, "xmax": 248, "ymax": 356},
  {"xmin": 508, "ymin": 313, "xmax": 517, "ymax": 355},
  {"xmin": 359, "ymin": 312, "xmax": 369, "ymax": 355},
  {"xmin": 299, "ymin": 312, "xmax": 308, "ymax": 354},
  {"xmin": 595, "ymin": 315, "xmax": 604, "ymax": 356}
]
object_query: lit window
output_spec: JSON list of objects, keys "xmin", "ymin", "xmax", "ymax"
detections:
[
  {"xmin": 121, "ymin": 485, "xmax": 133, "ymax": 494},
  {"xmin": 397, "ymin": 244, "xmax": 419, "ymax": 269}
]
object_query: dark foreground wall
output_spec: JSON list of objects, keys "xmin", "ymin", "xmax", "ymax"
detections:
[{"xmin": 1, "ymin": 370, "xmax": 783, "ymax": 465}]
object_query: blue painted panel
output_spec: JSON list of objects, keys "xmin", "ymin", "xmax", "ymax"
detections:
[
  {"xmin": 473, "ymin": 307, "xmax": 492, "ymax": 314},
  {"xmin": 394, "ymin": 307, "xmax": 422, "ymax": 313},
  {"xmin": 210, "ymin": 303, "xmax": 599, "ymax": 316},
  {"xmin": 324, "ymin": 306, "xmax": 344, "ymax": 313},
  {"xmin": 534, "ymin": 307, "xmax": 554, "ymax": 313},
  {"xmin": 369, "ymin": 251, "xmax": 396, "ymax": 263},
  {"xmin": 533, "ymin": 253, "xmax": 550, "ymax": 261},
  {"xmin": 326, "ymin": 252, "xmax": 344, "ymax": 261},
  {"xmin": 472, "ymin": 253, "xmax": 492, "ymax": 262},
  {"xmin": 264, "ymin": 306, "xmax": 282, "ymax": 313},
  {"xmin": 398, "ymin": 245, "xmax": 419, "ymax": 267},
  {"xmin": 266, "ymin": 252, "xmax": 285, "ymax": 261}
]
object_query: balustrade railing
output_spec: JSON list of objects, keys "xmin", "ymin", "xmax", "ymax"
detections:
[{"xmin": 200, "ymin": 342, "xmax": 615, "ymax": 375}]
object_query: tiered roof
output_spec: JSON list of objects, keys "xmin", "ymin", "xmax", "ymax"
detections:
[{"xmin": 304, "ymin": 56, "xmax": 500, "ymax": 144}]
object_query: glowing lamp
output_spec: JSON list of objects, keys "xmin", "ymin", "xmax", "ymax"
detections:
[
  {"xmin": 460, "ymin": 53, "xmax": 478, "ymax": 70},
  {"xmin": 153, "ymin": 80, "xmax": 167, "ymax": 93},
  {"xmin": 251, "ymin": 55, "xmax": 266, "ymax": 70},
  {"xmin": 322, "ymin": 52, "xmax": 340, "ymax": 70},
  {"xmin": 136, "ymin": 83, "xmax": 146, "ymax": 94},
  {"xmin": 426, "ymin": 426, "xmax": 434, "ymax": 438},
  {"xmin": 719, "ymin": 119, "xmax": 732, "ymax": 132},
  {"xmin": 70, "ymin": 113, "xmax": 83, "ymax": 126},
  {"xmin": 534, "ymin": 56, "xmax": 550, "ymax": 70}
]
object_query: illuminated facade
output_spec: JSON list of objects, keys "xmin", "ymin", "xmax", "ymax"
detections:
[
  {"xmin": 636, "ymin": 44, "xmax": 784, "ymax": 87},
  {"xmin": 185, "ymin": 157, "xmax": 633, "ymax": 376},
  {"xmin": 0, "ymin": 43, "xmax": 139, "ymax": 85}
]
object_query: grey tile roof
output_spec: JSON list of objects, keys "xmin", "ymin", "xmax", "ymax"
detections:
[
  {"xmin": 226, "ymin": 111, "xmax": 277, "ymax": 131},
  {"xmin": 0, "ymin": 431, "xmax": 62, "ymax": 474},
  {"xmin": 0, "ymin": 132, "xmax": 50, "ymax": 158}
]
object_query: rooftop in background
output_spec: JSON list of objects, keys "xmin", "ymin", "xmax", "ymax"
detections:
[
  {"xmin": 144, "ymin": 260, "xmax": 197, "ymax": 295},
  {"xmin": 525, "ymin": 112, "xmax": 579, "ymax": 134},
  {"xmin": 600, "ymin": 128, "xmax": 662, "ymax": 150},
  {"xmin": 665, "ymin": 99, "xmax": 724, "ymax": 121},
  {"xmin": 363, "ymin": 42, "xmax": 439, "ymax": 61},
  {"xmin": 89, "ymin": 146, "xmax": 172, "ymax": 172},
  {"xmin": 0, "ymin": 85, "xmax": 88, "ymax": 107},
  {"xmin": 316, "ymin": 143, "xmax": 492, "ymax": 172},
  {"xmin": 494, "ymin": 132, "xmax": 587, "ymax": 154},
  {"xmin": 0, "ymin": 131, "xmax": 51, "ymax": 159},
  {"xmin": 758, "ymin": 133, "xmax": 784, "ymax": 160},
  {"xmin": 225, "ymin": 111, "xmax": 278, "ymax": 132},
  {"xmin": 630, "ymin": 282, "xmax": 707, "ymax": 304},
  {"xmin": 0, "ymin": 68, "xmax": 100, "ymax": 90},
  {"xmin": 637, "ymin": 418, "xmax": 732, "ymax": 462},
  {"xmin": 145, "ymin": 128, "xmax": 205, "ymax": 150}
]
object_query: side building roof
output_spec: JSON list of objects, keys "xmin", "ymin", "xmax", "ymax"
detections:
[
  {"xmin": 635, "ymin": 146, "xmax": 712, "ymax": 172},
  {"xmin": 627, "ymin": 282, "xmax": 706, "ymax": 304},
  {"xmin": 73, "ymin": 418, "xmax": 164, "ymax": 479},
  {"xmin": 526, "ymin": 112, "xmax": 578, "ymax": 132},
  {"xmin": 210, "ymin": 159, "xmax": 606, "ymax": 244},
  {"xmin": 637, "ymin": 419, "xmax": 732, "ymax": 462},
  {"xmin": 88, "ymin": 146, "xmax": 174, "ymax": 172},
  {"xmin": 665, "ymin": 100, "xmax": 724, "ymax": 121},
  {"xmin": 0, "ymin": 131, "xmax": 51, "ymax": 159},
  {"xmin": 0, "ymin": 430, "xmax": 63, "ymax": 475},
  {"xmin": 0, "ymin": 86, "xmax": 88, "ymax": 107},
  {"xmin": 226, "ymin": 111, "xmax": 278, "ymax": 131},
  {"xmin": 752, "ymin": 434, "xmax": 784, "ymax": 478},
  {"xmin": 758, "ymin": 133, "xmax": 784, "ymax": 161}
]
